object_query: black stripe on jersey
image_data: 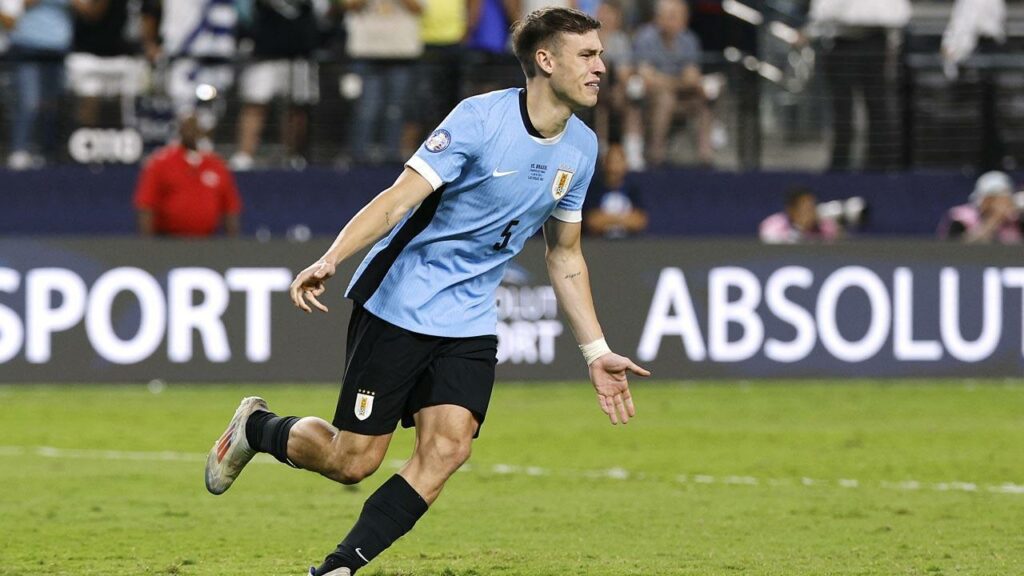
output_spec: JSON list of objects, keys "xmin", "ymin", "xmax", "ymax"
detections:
[
  {"xmin": 348, "ymin": 186, "xmax": 445, "ymax": 305},
  {"xmin": 519, "ymin": 89, "xmax": 543, "ymax": 138}
]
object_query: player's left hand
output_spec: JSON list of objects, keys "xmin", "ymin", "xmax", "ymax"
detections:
[{"xmin": 589, "ymin": 353, "xmax": 650, "ymax": 425}]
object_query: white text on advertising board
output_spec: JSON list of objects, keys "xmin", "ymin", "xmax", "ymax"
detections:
[
  {"xmin": 495, "ymin": 285, "xmax": 563, "ymax": 365},
  {"xmin": 0, "ymin": 267, "xmax": 291, "ymax": 365},
  {"xmin": 639, "ymin": 266, "xmax": 1024, "ymax": 363}
]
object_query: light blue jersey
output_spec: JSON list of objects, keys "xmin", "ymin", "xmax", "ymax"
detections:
[{"xmin": 346, "ymin": 88, "xmax": 598, "ymax": 337}]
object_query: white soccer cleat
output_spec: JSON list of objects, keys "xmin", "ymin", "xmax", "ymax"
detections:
[
  {"xmin": 204, "ymin": 396, "xmax": 268, "ymax": 495},
  {"xmin": 308, "ymin": 567, "xmax": 350, "ymax": 576}
]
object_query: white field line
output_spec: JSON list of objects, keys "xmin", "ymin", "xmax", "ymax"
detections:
[{"xmin": 3, "ymin": 445, "xmax": 1022, "ymax": 496}]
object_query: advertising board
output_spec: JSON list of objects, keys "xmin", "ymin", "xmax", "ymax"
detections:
[{"xmin": 1, "ymin": 239, "xmax": 1020, "ymax": 381}]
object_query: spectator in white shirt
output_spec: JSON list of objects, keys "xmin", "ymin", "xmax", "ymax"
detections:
[
  {"xmin": 344, "ymin": 0, "xmax": 423, "ymax": 163},
  {"xmin": 943, "ymin": 0, "xmax": 1005, "ymax": 70}
]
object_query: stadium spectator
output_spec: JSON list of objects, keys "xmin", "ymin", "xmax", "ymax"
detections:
[
  {"xmin": 462, "ymin": 0, "xmax": 521, "ymax": 95},
  {"xmin": 344, "ymin": 0, "xmax": 423, "ymax": 163},
  {"xmin": 577, "ymin": 0, "xmax": 598, "ymax": 16},
  {"xmin": 626, "ymin": 0, "xmax": 713, "ymax": 169},
  {"xmin": 3, "ymin": 0, "xmax": 89, "ymax": 170},
  {"xmin": 415, "ymin": 0, "xmax": 468, "ymax": 140},
  {"xmin": 134, "ymin": 114, "xmax": 242, "ymax": 237},
  {"xmin": 592, "ymin": 0, "xmax": 631, "ymax": 146},
  {"xmin": 520, "ymin": 0, "xmax": 570, "ymax": 17},
  {"xmin": 942, "ymin": 0, "xmax": 1005, "ymax": 71},
  {"xmin": 939, "ymin": 171, "xmax": 1023, "ymax": 244},
  {"xmin": 140, "ymin": 0, "xmax": 238, "ymax": 118},
  {"xmin": 0, "ymin": 0, "xmax": 15, "ymax": 55},
  {"xmin": 584, "ymin": 143, "xmax": 648, "ymax": 238},
  {"xmin": 596, "ymin": 0, "xmax": 631, "ymax": 81},
  {"xmin": 808, "ymin": 0, "xmax": 910, "ymax": 172},
  {"xmin": 760, "ymin": 187, "xmax": 841, "ymax": 244},
  {"xmin": 231, "ymin": 0, "xmax": 320, "ymax": 171},
  {"xmin": 942, "ymin": 0, "xmax": 1007, "ymax": 171},
  {"xmin": 68, "ymin": 0, "xmax": 142, "ymax": 128}
]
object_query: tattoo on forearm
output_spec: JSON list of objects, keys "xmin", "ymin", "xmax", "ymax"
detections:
[
  {"xmin": 564, "ymin": 271, "xmax": 581, "ymax": 280},
  {"xmin": 385, "ymin": 211, "xmax": 391, "ymax": 226}
]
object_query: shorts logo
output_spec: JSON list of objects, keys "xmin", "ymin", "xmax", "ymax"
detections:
[
  {"xmin": 551, "ymin": 168, "xmax": 574, "ymax": 200},
  {"xmin": 354, "ymin": 389, "xmax": 375, "ymax": 421},
  {"xmin": 425, "ymin": 129, "xmax": 451, "ymax": 153}
]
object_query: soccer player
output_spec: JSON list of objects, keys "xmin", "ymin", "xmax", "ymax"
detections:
[{"xmin": 204, "ymin": 7, "xmax": 649, "ymax": 575}]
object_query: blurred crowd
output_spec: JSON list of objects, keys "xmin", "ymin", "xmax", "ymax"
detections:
[
  {"xmin": 0, "ymin": 0, "xmax": 1015, "ymax": 172},
  {"xmin": 0, "ymin": 0, "xmax": 728, "ymax": 172},
  {"xmin": 1, "ymin": 0, "xmax": 1022, "ymax": 243}
]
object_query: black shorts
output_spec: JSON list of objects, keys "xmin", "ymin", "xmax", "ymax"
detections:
[{"xmin": 332, "ymin": 303, "xmax": 498, "ymax": 438}]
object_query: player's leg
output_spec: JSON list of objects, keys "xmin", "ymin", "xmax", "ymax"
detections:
[
  {"xmin": 205, "ymin": 401, "xmax": 394, "ymax": 494},
  {"xmin": 310, "ymin": 336, "xmax": 497, "ymax": 575},
  {"xmin": 285, "ymin": 419, "xmax": 391, "ymax": 484},
  {"xmin": 311, "ymin": 405, "xmax": 477, "ymax": 576},
  {"xmin": 399, "ymin": 404, "xmax": 476, "ymax": 503},
  {"xmin": 205, "ymin": 303, "xmax": 432, "ymax": 494}
]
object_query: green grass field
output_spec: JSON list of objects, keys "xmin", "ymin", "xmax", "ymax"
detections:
[{"xmin": 2, "ymin": 381, "xmax": 1023, "ymax": 576}]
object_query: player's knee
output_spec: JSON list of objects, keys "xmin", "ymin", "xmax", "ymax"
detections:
[
  {"xmin": 323, "ymin": 447, "xmax": 383, "ymax": 485},
  {"xmin": 421, "ymin": 435, "xmax": 472, "ymax": 473},
  {"xmin": 324, "ymin": 456, "xmax": 381, "ymax": 485}
]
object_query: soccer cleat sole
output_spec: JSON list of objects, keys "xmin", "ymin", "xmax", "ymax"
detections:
[{"xmin": 204, "ymin": 396, "xmax": 268, "ymax": 495}]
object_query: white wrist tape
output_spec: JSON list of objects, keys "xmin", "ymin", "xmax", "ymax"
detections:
[{"xmin": 579, "ymin": 337, "xmax": 612, "ymax": 365}]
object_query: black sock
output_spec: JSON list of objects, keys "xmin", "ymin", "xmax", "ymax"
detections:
[
  {"xmin": 244, "ymin": 410, "xmax": 300, "ymax": 467},
  {"xmin": 314, "ymin": 474, "xmax": 429, "ymax": 575}
]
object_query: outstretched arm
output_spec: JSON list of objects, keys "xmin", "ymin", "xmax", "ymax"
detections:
[
  {"xmin": 543, "ymin": 218, "xmax": 650, "ymax": 425},
  {"xmin": 290, "ymin": 167, "xmax": 435, "ymax": 313}
]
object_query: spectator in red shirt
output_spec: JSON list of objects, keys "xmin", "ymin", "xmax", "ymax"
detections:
[{"xmin": 134, "ymin": 114, "xmax": 242, "ymax": 237}]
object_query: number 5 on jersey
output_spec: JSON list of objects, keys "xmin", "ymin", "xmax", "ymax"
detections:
[{"xmin": 493, "ymin": 219, "xmax": 520, "ymax": 251}]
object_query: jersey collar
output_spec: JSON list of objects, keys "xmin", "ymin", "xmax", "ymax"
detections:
[{"xmin": 518, "ymin": 89, "xmax": 567, "ymax": 145}]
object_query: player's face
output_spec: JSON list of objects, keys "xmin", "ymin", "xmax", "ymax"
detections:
[{"xmin": 551, "ymin": 30, "xmax": 606, "ymax": 109}]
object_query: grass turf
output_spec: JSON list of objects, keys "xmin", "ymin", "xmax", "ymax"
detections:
[{"xmin": 2, "ymin": 381, "xmax": 1022, "ymax": 575}]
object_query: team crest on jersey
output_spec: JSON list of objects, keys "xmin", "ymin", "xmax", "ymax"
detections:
[
  {"xmin": 425, "ymin": 129, "xmax": 451, "ymax": 153},
  {"xmin": 354, "ymin": 389, "xmax": 375, "ymax": 421},
  {"xmin": 551, "ymin": 168, "xmax": 575, "ymax": 200}
]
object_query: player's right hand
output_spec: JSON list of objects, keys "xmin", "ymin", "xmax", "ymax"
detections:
[{"xmin": 290, "ymin": 259, "xmax": 336, "ymax": 314}]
